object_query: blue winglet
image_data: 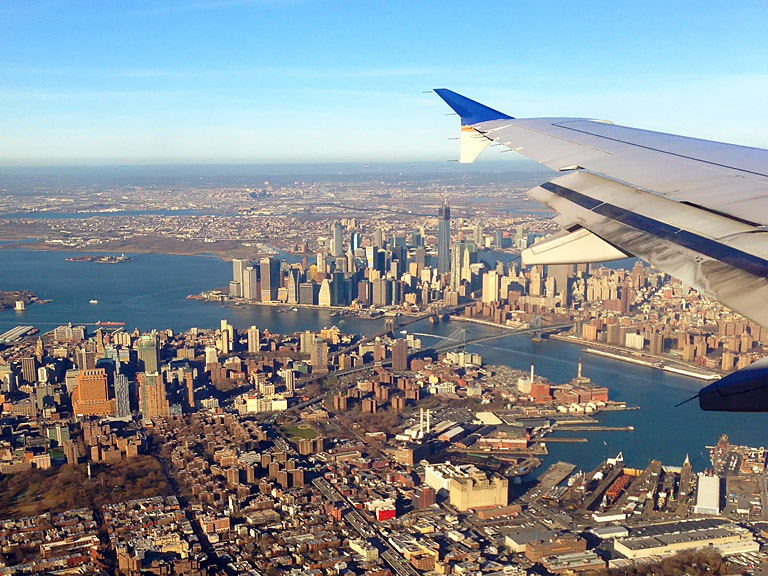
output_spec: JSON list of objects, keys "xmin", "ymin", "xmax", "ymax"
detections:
[{"xmin": 434, "ymin": 88, "xmax": 513, "ymax": 126}]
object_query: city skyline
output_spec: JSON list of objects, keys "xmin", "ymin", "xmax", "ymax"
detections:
[
  {"xmin": 2, "ymin": 1, "xmax": 768, "ymax": 164},
  {"xmin": 2, "ymin": 195, "xmax": 768, "ymax": 572}
]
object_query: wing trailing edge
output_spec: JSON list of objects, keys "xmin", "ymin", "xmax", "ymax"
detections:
[{"xmin": 522, "ymin": 228, "xmax": 630, "ymax": 265}]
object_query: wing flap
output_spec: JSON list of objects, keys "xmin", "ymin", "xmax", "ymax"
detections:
[
  {"xmin": 522, "ymin": 227, "xmax": 629, "ymax": 265},
  {"xmin": 459, "ymin": 126, "xmax": 491, "ymax": 163}
]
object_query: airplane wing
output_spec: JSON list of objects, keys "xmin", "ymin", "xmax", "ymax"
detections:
[{"xmin": 435, "ymin": 88, "xmax": 768, "ymax": 411}]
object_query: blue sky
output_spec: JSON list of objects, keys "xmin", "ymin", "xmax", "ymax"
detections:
[{"xmin": 1, "ymin": 0, "xmax": 767, "ymax": 164}]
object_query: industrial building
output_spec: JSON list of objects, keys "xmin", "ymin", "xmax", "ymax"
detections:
[
  {"xmin": 612, "ymin": 519, "xmax": 755, "ymax": 560},
  {"xmin": 525, "ymin": 534, "xmax": 586, "ymax": 562},
  {"xmin": 694, "ymin": 474, "xmax": 721, "ymax": 515},
  {"xmin": 424, "ymin": 461, "xmax": 509, "ymax": 511},
  {"xmin": 449, "ymin": 467, "xmax": 508, "ymax": 511}
]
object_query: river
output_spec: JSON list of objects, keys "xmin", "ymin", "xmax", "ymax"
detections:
[{"xmin": 1, "ymin": 248, "xmax": 765, "ymax": 473}]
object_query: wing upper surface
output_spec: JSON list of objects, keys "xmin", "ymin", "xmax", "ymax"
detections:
[{"xmin": 474, "ymin": 117, "xmax": 768, "ymax": 226}]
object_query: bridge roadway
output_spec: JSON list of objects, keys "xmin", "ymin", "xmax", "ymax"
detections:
[
  {"xmin": 331, "ymin": 304, "xmax": 468, "ymax": 359},
  {"xmin": 413, "ymin": 322, "xmax": 575, "ymax": 353},
  {"xmin": 289, "ymin": 322, "xmax": 574, "ymax": 413}
]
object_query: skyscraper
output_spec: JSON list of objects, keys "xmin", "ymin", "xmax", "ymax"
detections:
[
  {"xmin": 473, "ymin": 223, "xmax": 483, "ymax": 247},
  {"xmin": 72, "ymin": 368, "xmax": 116, "ymax": 417},
  {"xmin": 138, "ymin": 371, "xmax": 170, "ymax": 419},
  {"xmin": 204, "ymin": 346, "xmax": 219, "ymax": 366},
  {"xmin": 450, "ymin": 242, "xmax": 465, "ymax": 291},
  {"xmin": 299, "ymin": 282, "xmax": 317, "ymax": 305},
  {"xmin": 331, "ymin": 272, "xmax": 345, "ymax": 306},
  {"xmin": 80, "ymin": 348, "xmax": 96, "ymax": 370},
  {"xmin": 243, "ymin": 266, "xmax": 259, "ymax": 301},
  {"xmin": 115, "ymin": 373, "xmax": 130, "ymax": 418},
  {"xmin": 310, "ymin": 338, "xmax": 328, "ymax": 373},
  {"xmin": 529, "ymin": 265, "xmax": 543, "ymax": 296},
  {"xmin": 366, "ymin": 246, "xmax": 377, "ymax": 270},
  {"xmin": 332, "ymin": 221, "xmax": 344, "ymax": 258},
  {"xmin": 21, "ymin": 357, "xmax": 38, "ymax": 383},
  {"xmin": 318, "ymin": 278, "xmax": 332, "ymax": 307},
  {"xmin": 219, "ymin": 319, "xmax": 233, "ymax": 354},
  {"xmin": 548, "ymin": 264, "xmax": 573, "ymax": 295},
  {"xmin": 279, "ymin": 368, "xmax": 295, "ymax": 395},
  {"xmin": 437, "ymin": 200, "xmax": 451, "ymax": 274},
  {"xmin": 182, "ymin": 368, "xmax": 195, "ymax": 411},
  {"xmin": 136, "ymin": 334, "xmax": 159, "ymax": 374},
  {"xmin": 483, "ymin": 270, "xmax": 500, "ymax": 303},
  {"xmin": 392, "ymin": 339, "xmax": 408, "ymax": 371},
  {"xmin": 372, "ymin": 278, "xmax": 392, "ymax": 307},
  {"xmin": 247, "ymin": 326, "xmax": 260, "ymax": 354},
  {"xmin": 299, "ymin": 330, "xmax": 315, "ymax": 354},
  {"xmin": 286, "ymin": 269, "xmax": 299, "ymax": 303},
  {"xmin": 232, "ymin": 258, "xmax": 246, "ymax": 286},
  {"xmin": 260, "ymin": 257, "xmax": 281, "ymax": 302}
]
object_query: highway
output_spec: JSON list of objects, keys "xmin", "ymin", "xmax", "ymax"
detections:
[
  {"xmin": 311, "ymin": 476, "xmax": 418, "ymax": 576},
  {"xmin": 272, "ymin": 420, "xmax": 418, "ymax": 576}
]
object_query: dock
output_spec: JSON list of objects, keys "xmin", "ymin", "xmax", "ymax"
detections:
[
  {"xmin": 537, "ymin": 462, "xmax": 577, "ymax": 493},
  {"xmin": 581, "ymin": 465, "xmax": 624, "ymax": 512},
  {"xmin": 558, "ymin": 426, "xmax": 634, "ymax": 432},
  {"xmin": 540, "ymin": 438, "xmax": 588, "ymax": 443}
]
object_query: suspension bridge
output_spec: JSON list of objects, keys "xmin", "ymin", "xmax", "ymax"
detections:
[{"xmin": 411, "ymin": 322, "xmax": 575, "ymax": 354}]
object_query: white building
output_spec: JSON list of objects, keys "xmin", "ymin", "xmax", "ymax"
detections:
[
  {"xmin": 694, "ymin": 474, "xmax": 721, "ymax": 515},
  {"xmin": 425, "ymin": 462, "xmax": 465, "ymax": 497},
  {"xmin": 624, "ymin": 332, "xmax": 645, "ymax": 350}
]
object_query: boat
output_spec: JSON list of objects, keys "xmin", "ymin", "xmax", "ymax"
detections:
[{"xmin": 89, "ymin": 299, "xmax": 99, "ymax": 304}]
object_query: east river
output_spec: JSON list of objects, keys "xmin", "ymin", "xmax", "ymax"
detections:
[{"xmin": 2, "ymin": 248, "xmax": 767, "ymax": 474}]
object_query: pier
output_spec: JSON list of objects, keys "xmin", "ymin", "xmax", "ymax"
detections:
[
  {"xmin": 557, "ymin": 426, "xmax": 634, "ymax": 432},
  {"xmin": 541, "ymin": 437, "xmax": 588, "ymax": 443},
  {"xmin": 537, "ymin": 462, "xmax": 577, "ymax": 493}
]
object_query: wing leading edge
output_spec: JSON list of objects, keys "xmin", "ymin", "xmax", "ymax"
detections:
[{"xmin": 435, "ymin": 88, "xmax": 768, "ymax": 412}]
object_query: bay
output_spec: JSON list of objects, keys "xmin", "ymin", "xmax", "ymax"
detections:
[{"xmin": 0, "ymin": 249, "xmax": 384, "ymax": 336}]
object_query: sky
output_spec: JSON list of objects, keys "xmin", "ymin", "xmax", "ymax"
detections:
[{"xmin": 1, "ymin": 0, "xmax": 768, "ymax": 165}]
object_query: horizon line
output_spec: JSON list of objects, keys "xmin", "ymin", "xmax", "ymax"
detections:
[{"xmin": 0, "ymin": 157, "xmax": 541, "ymax": 170}]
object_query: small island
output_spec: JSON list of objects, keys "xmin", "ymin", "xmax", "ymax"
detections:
[
  {"xmin": 65, "ymin": 254, "xmax": 133, "ymax": 264},
  {"xmin": 0, "ymin": 290, "xmax": 37, "ymax": 311}
]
